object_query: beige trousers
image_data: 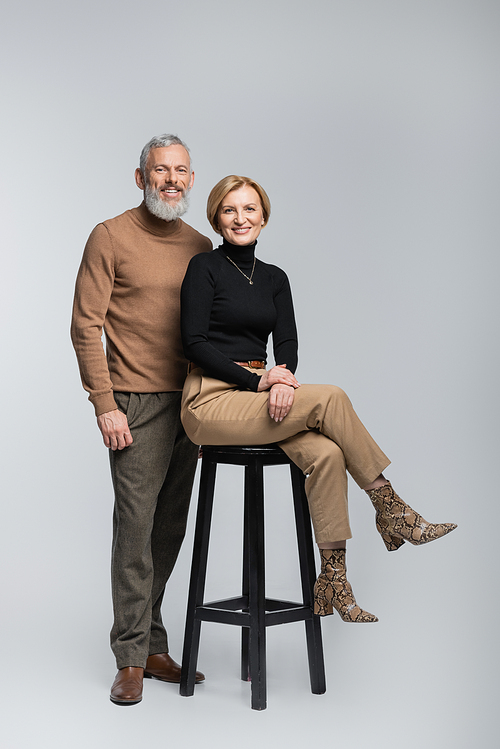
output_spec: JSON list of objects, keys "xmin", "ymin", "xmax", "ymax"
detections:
[{"xmin": 181, "ymin": 367, "xmax": 390, "ymax": 544}]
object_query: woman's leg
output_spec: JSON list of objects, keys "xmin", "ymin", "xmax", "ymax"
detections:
[
  {"xmin": 185, "ymin": 375, "xmax": 456, "ymax": 550},
  {"xmin": 182, "ymin": 373, "xmax": 384, "ymax": 621},
  {"xmin": 280, "ymin": 433, "xmax": 378, "ymax": 622},
  {"xmin": 182, "ymin": 371, "xmax": 390, "ymax": 488},
  {"xmin": 182, "ymin": 371, "xmax": 389, "ymax": 542},
  {"xmin": 278, "ymin": 429, "xmax": 351, "ymax": 543},
  {"xmin": 182, "ymin": 371, "xmax": 456, "ymax": 623}
]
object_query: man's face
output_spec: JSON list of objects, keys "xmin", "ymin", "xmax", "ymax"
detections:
[{"xmin": 135, "ymin": 145, "xmax": 195, "ymax": 221}]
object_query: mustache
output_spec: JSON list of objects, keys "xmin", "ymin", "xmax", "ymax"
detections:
[{"xmin": 147, "ymin": 183, "xmax": 188, "ymax": 197}]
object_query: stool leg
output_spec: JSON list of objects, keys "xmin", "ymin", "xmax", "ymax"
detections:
[
  {"xmin": 246, "ymin": 457, "xmax": 267, "ymax": 710},
  {"xmin": 290, "ymin": 464, "xmax": 327, "ymax": 695},
  {"xmin": 241, "ymin": 495, "xmax": 250, "ymax": 682},
  {"xmin": 180, "ymin": 458, "xmax": 217, "ymax": 697}
]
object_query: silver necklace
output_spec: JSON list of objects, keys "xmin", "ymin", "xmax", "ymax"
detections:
[{"xmin": 225, "ymin": 254, "xmax": 256, "ymax": 285}]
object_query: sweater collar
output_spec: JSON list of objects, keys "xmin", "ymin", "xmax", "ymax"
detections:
[
  {"xmin": 220, "ymin": 237, "xmax": 257, "ymax": 267},
  {"xmin": 133, "ymin": 201, "xmax": 183, "ymax": 237}
]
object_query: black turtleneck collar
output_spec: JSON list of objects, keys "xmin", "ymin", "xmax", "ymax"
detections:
[{"xmin": 218, "ymin": 237, "xmax": 258, "ymax": 268}]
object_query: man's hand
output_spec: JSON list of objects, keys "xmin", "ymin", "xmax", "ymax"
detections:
[
  {"xmin": 97, "ymin": 409, "xmax": 133, "ymax": 451},
  {"xmin": 257, "ymin": 364, "xmax": 300, "ymax": 392},
  {"xmin": 268, "ymin": 383, "xmax": 295, "ymax": 422}
]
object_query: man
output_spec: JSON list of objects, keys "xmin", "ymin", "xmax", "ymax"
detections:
[{"xmin": 71, "ymin": 134, "xmax": 211, "ymax": 705}]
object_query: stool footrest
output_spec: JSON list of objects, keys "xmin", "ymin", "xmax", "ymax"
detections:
[{"xmin": 195, "ymin": 597, "xmax": 314, "ymax": 627}]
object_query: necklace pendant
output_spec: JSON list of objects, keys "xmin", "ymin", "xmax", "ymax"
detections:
[{"xmin": 225, "ymin": 253, "xmax": 256, "ymax": 286}]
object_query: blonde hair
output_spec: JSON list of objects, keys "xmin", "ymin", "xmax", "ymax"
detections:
[{"xmin": 207, "ymin": 175, "xmax": 271, "ymax": 235}]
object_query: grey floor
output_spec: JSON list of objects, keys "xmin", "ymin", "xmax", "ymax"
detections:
[{"xmin": 2, "ymin": 462, "xmax": 495, "ymax": 749}]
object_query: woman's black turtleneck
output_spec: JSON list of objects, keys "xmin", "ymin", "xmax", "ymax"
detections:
[{"xmin": 181, "ymin": 238, "xmax": 298, "ymax": 391}]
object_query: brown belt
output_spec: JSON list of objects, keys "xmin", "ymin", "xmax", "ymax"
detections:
[
  {"xmin": 188, "ymin": 360, "xmax": 265, "ymax": 373},
  {"xmin": 234, "ymin": 360, "xmax": 266, "ymax": 369}
]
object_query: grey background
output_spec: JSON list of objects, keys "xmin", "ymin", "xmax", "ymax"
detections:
[{"xmin": 1, "ymin": 0, "xmax": 498, "ymax": 746}]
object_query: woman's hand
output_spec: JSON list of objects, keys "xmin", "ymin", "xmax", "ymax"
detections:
[
  {"xmin": 268, "ymin": 384, "xmax": 295, "ymax": 422},
  {"xmin": 257, "ymin": 364, "xmax": 300, "ymax": 392}
]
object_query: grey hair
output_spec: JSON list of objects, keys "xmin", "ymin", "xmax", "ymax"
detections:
[{"xmin": 139, "ymin": 134, "xmax": 192, "ymax": 176}]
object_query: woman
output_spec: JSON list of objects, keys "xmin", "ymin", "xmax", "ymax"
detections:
[{"xmin": 180, "ymin": 175, "xmax": 456, "ymax": 623}]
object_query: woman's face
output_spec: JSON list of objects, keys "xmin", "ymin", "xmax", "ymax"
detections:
[{"xmin": 217, "ymin": 185, "xmax": 264, "ymax": 246}]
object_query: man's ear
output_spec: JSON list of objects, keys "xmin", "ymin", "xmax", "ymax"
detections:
[
  {"xmin": 135, "ymin": 168, "xmax": 146, "ymax": 190},
  {"xmin": 188, "ymin": 170, "xmax": 195, "ymax": 190}
]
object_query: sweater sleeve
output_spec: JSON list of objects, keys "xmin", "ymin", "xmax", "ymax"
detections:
[
  {"xmin": 271, "ymin": 270, "xmax": 298, "ymax": 373},
  {"xmin": 70, "ymin": 224, "xmax": 118, "ymax": 416},
  {"xmin": 181, "ymin": 255, "xmax": 262, "ymax": 391}
]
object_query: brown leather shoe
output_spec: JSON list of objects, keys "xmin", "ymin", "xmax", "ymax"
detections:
[
  {"xmin": 144, "ymin": 652, "xmax": 205, "ymax": 684},
  {"xmin": 110, "ymin": 667, "xmax": 144, "ymax": 705}
]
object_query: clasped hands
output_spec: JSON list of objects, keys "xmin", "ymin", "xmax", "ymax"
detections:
[{"xmin": 257, "ymin": 364, "xmax": 300, "ymax": 422}]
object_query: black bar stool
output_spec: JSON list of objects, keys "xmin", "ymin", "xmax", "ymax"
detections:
[{"xmin": 180, "ymin": 444, "xmax": 326, "ymax": 710}]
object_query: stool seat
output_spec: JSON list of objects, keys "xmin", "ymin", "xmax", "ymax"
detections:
[
  {"xmin": 180, "ymin": 443, "xmax": 326, "ymax": 710},
  {"xmin": 203, "ymin": 444, "xmax": 288, "ymax": 452}
]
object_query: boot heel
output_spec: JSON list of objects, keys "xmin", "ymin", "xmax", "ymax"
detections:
[
  {"xmin": 313, "ymin": 597, "xmax": 334, "ymax": 616},
  {"xmin": 376, "ymin": 518, "xmax": 405, "ymax": 552}
]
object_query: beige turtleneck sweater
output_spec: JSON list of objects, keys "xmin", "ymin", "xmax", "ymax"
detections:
[{"xmin": 71, "ymin": 202, "xmax": 212, "ymax": 416}]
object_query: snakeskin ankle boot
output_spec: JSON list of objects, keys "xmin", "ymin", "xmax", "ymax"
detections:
[
  {"xmin": 313, "ymin": 548, "xmax": 378, "ymax": 622},
  {"xmin": 367, "ymin": 481, "xmax": 457, "ymax": 552}
]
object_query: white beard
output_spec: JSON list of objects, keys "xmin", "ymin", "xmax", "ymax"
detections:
[{"xmin": 144, "ymin": 183, "xmax": 190, "ymax": 221}]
